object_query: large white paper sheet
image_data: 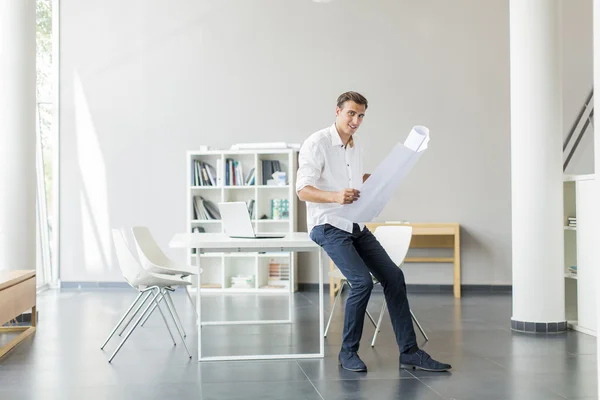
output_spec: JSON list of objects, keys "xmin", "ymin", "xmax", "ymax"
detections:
[{"xmin": 332, "ymin": 126, "xmax": 429, "ymax": 223}]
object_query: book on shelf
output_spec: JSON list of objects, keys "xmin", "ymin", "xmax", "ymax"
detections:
[
  {"xmin": 192, "ymin": 160, "xmax": 217, "ymax": 186},
  {"xmin": 246, "ymin": 198, "xmax": 256, "ymax": 219},
  {"xmin": 261, "ymin": 160, "xmax": 283, "ymax": 185},
  {"xmin": 201, "ymin": 283, "xmax": 222, "ymax": 289},
  {"xmin": 231, "ymin": 275, "xmax": 255, "ymax": 289},
  {"xmin": 193, "ymin": 196, "xmax": 221, "ymax": 220},
  {"xmin": 222, "ymin": 158, "xmax": 258, "ymax": 186},
  {"xmin": 268, "ymin": 258, "xmax": 290, "ymax": 284},
  {"xmin": 245, "ymin": 167, "xmax": 256, "ymax": 185},
  {"xmin": 271, "ymin": 198, "xmax": 289, "ymax": 220}
]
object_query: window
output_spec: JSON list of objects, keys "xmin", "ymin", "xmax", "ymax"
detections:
[{"xmin": 36, "ymin": 0, "xmax": 55, "ymax": 288}]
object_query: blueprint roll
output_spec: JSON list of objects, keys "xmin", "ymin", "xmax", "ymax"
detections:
[{"xmin": 332, "ymin": 125, "xmax": 429, "ymax": 223}]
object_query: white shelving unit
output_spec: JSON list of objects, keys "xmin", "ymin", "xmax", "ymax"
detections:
[
  {"xmin": 563, "ymin": 174, "xmax": 597, "ymax": 336},
  {"xmin": 186, "ymin": 148, "xmax": 298, "ymax": 294}
]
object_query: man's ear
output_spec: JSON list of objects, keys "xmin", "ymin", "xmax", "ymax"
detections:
[{"xmin": 335, "ymin": 106, "xmax": 341, "ymax": 116}]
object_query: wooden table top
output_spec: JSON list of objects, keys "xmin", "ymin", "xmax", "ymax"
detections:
[
  {"xmin": 365, "ymin": 222, "xmax": 459, "ymax": 235},
  {"xmin": 0, "ymin": 270, "xmax": 36, "ymax": 291}
]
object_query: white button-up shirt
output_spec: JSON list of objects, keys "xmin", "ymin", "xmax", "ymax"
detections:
[{"xmin": 296, "ymin": 123, "xmax": 364, "ymax": 234}]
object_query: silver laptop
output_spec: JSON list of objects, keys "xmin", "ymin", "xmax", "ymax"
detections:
[{"xmin": 218, "ymin": 202, "xmax": 286, "ymax": 239}]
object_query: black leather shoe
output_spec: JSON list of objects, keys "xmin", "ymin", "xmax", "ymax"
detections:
[
  {"xmin": 338, "ymin": 349, "xmax": 367, "ymax": 372},
  {"xmin": 400, "ymin": 349, "xmax": 451, "ymax": 372}
]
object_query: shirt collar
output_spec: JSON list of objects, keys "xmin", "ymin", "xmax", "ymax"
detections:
[{"xmin": 329, "ymin": 123, "xmax": 354, "ymax": 149}]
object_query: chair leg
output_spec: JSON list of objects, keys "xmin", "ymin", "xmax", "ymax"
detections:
[
  {"xmin": 164, "ymin": 289, "xmax": 187, "ymax": 338},
  {"xmin": 109, "ymin": 287, "xmax": 162, "ymax": 363},
  {"xmin": 118, "ymin": 289, "xmax": 154, "ymax": 336},
  {"xmin": 410, "ymin": 310, "xmax": 428, "ymax": 341},
  {"xmin": 324, "ymin": 280, "xmax": 345, "ymax": 337},
  {"xmin": 371, "ymin": 302, "xmax": 387, "ymax": 347},
  {"xmin": 139, "ymin": 297, "xmax": 162, "ymax": 328},
  {"xmin": 163, "ymin": 289, "xmax": 192, "ymax": 358},
  {"xmin": 365, "ymin": 309, "xmax": 378, "ymax": 328},
  {"xmin": 153, "ymin": 291, "xmax": 177, "ymax": 347},
  {"xmin": 100, "ymin": 291, "xmax": 145, "ymax": 350}
]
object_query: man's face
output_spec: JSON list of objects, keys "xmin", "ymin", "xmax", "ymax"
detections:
[{"xmin": 335, "ymin": 101, "xmax": 366, "ymax": 137}]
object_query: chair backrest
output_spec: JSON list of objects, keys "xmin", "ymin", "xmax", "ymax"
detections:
[
  {"xmin": 373, "ymin": 226, "xmax": 413, "ymax": 267},
  {"xmin": 112, "ymin": 228, "xmax": 146, "ymax": 287},
  {"xmin": 131, "ymin": 226, "xmax": 173, "ymax": 268}
]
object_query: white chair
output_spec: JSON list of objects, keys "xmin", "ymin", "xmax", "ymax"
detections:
[
  {"xmin": 370, "ymin": 225, "xmax": 428, "ymax": 346},
  {"xmin": 324, "ymin": 226, "xmax": 428, "ymax": 347},
  {"xmin": 101, "ymin": 229, "xmax": 193, "ymax": 362},
  {"xmin": 129, "ymin": 226, "xmax": 198, "ymax": 330}
]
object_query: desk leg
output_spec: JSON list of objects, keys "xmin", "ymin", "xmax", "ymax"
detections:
[
  {"xmin": 288, "ymin": 252, "xmax": 293, "ymax": 323},
  {"xmin": 0, "ymin": 306, "xmax": 37, "ymax": 359},
  {"xmin": 196, "ymin": 250, "xmax": 202, "ymax": 360},
  {"xmin": 319, "ymin": 249, "xmax": 324, "ymax": 357},
  {"xmin": 454, "ymin": 231, "xmax": 461, "ymax": 298}
]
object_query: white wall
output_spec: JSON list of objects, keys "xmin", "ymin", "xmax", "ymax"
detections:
[
  {"xmin": 563, "ymin": 0, "xmax": 595, "ymax": 175},
  {"xmin": 59, "ymin": 0, "xmax": 591, "ymax": 285}
]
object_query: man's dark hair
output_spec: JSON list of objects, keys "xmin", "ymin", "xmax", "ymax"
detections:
[{"xmin": 337, "ymin": 91, "xmax": 368, "ymax": 110}]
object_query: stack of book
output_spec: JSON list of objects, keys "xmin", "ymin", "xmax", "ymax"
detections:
[
  {"xmin": 271, "ymin": 199, "xmax": 289, "ymax": 220},
  {"xmin": 192, "ymin": 160, "xmax": 217, "ymax": 186},
  {"xmin": 193, "ymin": 196, "xmax": 220, "ymax": 220},
  {"xmin": 224, "ymin": 159, "xmax": 256, "ymax": 186},
  {"xmin": 267, "ymin": 258, "xmax": 289, "ymax": 288},
  {"xmin": 231, "ymin": 275, "xmax": 255, "ymax": 289},
  {"xmin": 261, "ymin": 160, "xmax": 283, "ymax": 185}
]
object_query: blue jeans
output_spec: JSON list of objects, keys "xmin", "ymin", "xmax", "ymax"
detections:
[{"xmin": 310, "ymin": 223, "xmax": 417, "ymax": 353}]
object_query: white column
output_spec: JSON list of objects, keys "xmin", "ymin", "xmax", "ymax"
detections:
[
  {"xmin": 593, "ymin": 0, "xmax": 600, "ymax": 391},
  {"xmin": 509, "ymin": 0, "xmax": 565, "ymax": 329},
  {"xmin": 0, "ymin": 0, "xmax": 37, "ymax": 271}
]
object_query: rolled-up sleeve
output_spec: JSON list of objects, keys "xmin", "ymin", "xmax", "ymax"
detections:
[{"xmin": 296, "ymin": 139, "xmax": 323, "ymax": 195}]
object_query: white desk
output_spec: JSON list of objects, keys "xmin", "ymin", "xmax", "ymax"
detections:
[{"xmin": 169, "ymin": 232, "xmax": 324, "ymax": 362}]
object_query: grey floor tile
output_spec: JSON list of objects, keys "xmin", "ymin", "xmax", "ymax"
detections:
[
  {"xmin": 418, "ymin": 372, "xmax": 570, "ymax": 400},
  {"xmin": 195, "ymin": 360, "xmax": 308, "ymax": 383},
  {"xmin": 0, "ymin": 289, "xmax": 597, "ymax": 400},
  {"xmin": 297, "ymin": 353, "xmax": 414, "ymax": 381},
  {"xmin": 530, "ymin": 371, "xmax": 598, "ymax": 398},
  {"xmin": 201, "ymin": 380, "xmax": 322, "ymax": 399},
  {"xmin": 313, "ymin": 378, "xmax": 445, "ymax": 400},
  {"xmin": 486, "ymin": 354, "xmax": 597, "ymax": 375}
]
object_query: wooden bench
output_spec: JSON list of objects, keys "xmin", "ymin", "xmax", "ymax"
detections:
[
  {"xmin": 0, "ymin": 270, "xmax": 36, "ymax": 359},
  {"xmin": 329, "ymin": 222, "xmax": 461, "ymax": 299}
]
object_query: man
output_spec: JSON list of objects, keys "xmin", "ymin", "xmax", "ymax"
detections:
[{"xmin": 296, "ymin": 91, "xmax": 451, "ymax": 372}]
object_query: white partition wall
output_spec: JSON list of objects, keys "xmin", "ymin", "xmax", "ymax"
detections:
[
  {"xmin": 593, "ymin": 1, "xmax": 600, "ymax": 391},
  {"xmin": 0, "ymin": 0, "xmax": 37, "ymax": 272}
]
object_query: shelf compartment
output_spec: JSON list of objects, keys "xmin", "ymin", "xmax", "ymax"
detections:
[
  {"xmin": 224, "ymin": 255, "xmax": 257, "ymax": 289},
  {"xmin": 192, "ymin": 257, "xmax": 223, "ymax": 290}
]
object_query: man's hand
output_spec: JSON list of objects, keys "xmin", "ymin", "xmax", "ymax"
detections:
[{"xmin": 334, "ymin": 188, "xmax": 360, "ymax": 205}]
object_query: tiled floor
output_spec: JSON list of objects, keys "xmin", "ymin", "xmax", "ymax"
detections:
[{"xmin": 0, "ymin": 288, "xmax": 597, "ymax": 400}]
